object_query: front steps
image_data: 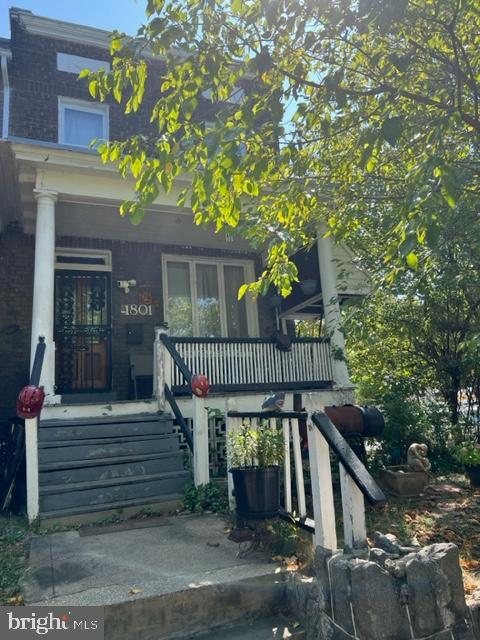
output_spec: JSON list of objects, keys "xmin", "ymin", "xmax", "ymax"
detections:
[{"xmin": 38, "ymin": 413, "xmax": 190, "ymax": 521}]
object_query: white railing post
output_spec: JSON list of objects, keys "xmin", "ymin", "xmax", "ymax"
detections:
[
  {"xmin": 282, "ymin": 418, "xmax": 292, "ymax": 513},
  {"xmin": 339, "ymin": 463, "xmax": 367, "ymax": 549},
  {"xmin": 193, "ymin": 395, "xmax": 209, "ymax": 486},
  {"xmin": 291, "ymin": 417, "xmax": 307, "ymax": 517},
  {"xmin": 226, "ymin": 399, "xmax": 239, "ymax": 510},
  {"xmin": 305, "ymin": 398, "xmax": 338, "ymax": 550},
  {"xmin": 26, "ymin": 417, "xmax": 39, "ymax": 522},
  {"xmin": 153, "ymin": 325, "xmax": 168, "ymax": 411}
]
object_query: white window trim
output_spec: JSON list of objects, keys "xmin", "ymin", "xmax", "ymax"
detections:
[
  {"xmin": 58, "ymin": 96, "xmax": 109, "ymax": 149},
  {"xmin": 55, "ymin": 247, "xmax": 112, "ymax": 272},
  {"xmin": 57, "ymin": 52, "xmax": 110, "ymax": 75},
  {"xmin": 162, "ymin": 254, "xmax": 259, "ymax": 338}
]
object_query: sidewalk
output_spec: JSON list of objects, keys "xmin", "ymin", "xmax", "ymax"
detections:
[{"xmin": 23, "ymin": 513, "xmax": 280, "ymax": 607}]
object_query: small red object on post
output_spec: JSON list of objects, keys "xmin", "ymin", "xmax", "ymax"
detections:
[
  {"xmin": 191, "ymin": 374, "xmax": 210, "ymax": 398},
  {"xmin": 16, "ymin": 385, "xmax": 45, "ymax": 419}
]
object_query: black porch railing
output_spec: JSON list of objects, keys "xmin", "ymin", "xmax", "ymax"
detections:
[{"xmin": 166, "ymin": 336, "xmax": 334, "ymax": 394}]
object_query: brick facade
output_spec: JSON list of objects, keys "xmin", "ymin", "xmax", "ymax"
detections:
[
  {"xmin": 8, "ymin": 18, "xmax": 155, "ymax": 143},
  {"xmin": 0, "ymin": 230, "xmax": 34, "ymax": 424}
]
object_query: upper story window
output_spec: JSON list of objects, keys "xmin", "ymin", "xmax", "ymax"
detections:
[
  {"xmin": 58, "ymin": 97, "xmax": 109, "ymax": 149},
  {"xmin": 57, "ymin": 53, "xmax": 110, "ymax": 75}
]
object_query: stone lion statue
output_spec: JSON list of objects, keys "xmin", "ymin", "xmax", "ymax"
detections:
[{"xmin": 407, "ymin": 443, "xmax": 432, "ymax": 473}]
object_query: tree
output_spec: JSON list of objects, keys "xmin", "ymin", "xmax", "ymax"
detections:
[
  {"xmin": 346, "ymin": 203, "xmax": 480, "ymax": 426},
  {"xmin": 84, "ymin": 0, "xmax": 480, "ymax": 296}
]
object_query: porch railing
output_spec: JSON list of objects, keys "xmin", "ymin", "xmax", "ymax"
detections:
[
  {"xmin": 226, "ymin": 408, "xmax": 386, "ymax": 550},
  {"xmin": 168, "ymin": 337, "xmax": 334, "ymax": 394}
]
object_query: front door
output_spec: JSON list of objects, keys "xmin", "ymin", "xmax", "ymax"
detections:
[{"xmin": 54, "ymin": 271, "xmax": 112, "ymax": 393}]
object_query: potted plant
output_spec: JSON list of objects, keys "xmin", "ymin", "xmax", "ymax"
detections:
[
  {"xmin": 228, "ymin": 422, "xmax": 284, "ymax": 519},
  {"xmin": 453, "ymin": 439, "xmax": 480, "ymax": 486}
]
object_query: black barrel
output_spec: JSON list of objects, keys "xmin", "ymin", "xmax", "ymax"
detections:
[{"xmin": 324, "ymin": 405, "xmax": 385, "ymax": 438}]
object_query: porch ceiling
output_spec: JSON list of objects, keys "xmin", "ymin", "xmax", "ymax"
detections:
[{"xmin": 54, "ymin": 200, "xmax": 254, "ymax": 251}]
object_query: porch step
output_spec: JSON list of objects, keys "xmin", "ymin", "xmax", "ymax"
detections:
[
  {"xmin": 39, "ymin": 414, "xmax": 173, "ymax": 441},
  {"xmin": 38, "ymin": 434, "xmax": 179, "ymax": 463},
  {"xmin": 39, "ymin": 470, "xmax": 190, "ymax": 513},
  {"xmin": 37, "ymin": 412, "xmax": 190, "ymax": 521},
  {"xmin": 39, "ymin": 492, "xmax": 184, "ymax": 521},
  {"xmin": 39, "ymin": 452, "xmax": 185, "ymax": 484}
]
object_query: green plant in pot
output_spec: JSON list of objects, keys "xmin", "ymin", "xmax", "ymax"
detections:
[
  {"xmin": 228, "ymin": 422, "xmax": 284, "ymax": 519},
  {"xmin": 453, "ymin": 439, "xmax": 480, "ymax": 486}
]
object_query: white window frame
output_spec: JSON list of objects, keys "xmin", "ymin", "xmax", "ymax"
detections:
[
  {"xmin": 162, "ymin": 254, "xmax": 259, "ymax": 338},
  {"xmin": 57, "ymin": 53, "xmax": 110, "ymax": 75},
  {"xmin": 55, "ymin": 247, "xmax": 112, "ymax": 272},
  {"xmin": 58, "ymin": 96, "xmax": 109, "ymax": 149}
]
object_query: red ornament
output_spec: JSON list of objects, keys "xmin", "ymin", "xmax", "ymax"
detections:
[
  {"xmin": 191, "ymin": 374, "xmax": 210, "ymax": 398},
  {"xmin": 16, "ymin": 385, "xmax": 45, "ymax": 419}
]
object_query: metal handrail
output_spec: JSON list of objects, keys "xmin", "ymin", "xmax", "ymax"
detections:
[
  {"xmin": 30, "ymin": 337, "xmax": 46, "ymax": 386},
  {"xmin": 165, "ymin": 384, "xmax": 194, "ymax": 452},
  {"xmin": 311, "ymin": 412, "xmax": 386, "ymax": 506},
  {"xmin": 159, "ymin": 333, "xmax": 194, "ymax": 385}
]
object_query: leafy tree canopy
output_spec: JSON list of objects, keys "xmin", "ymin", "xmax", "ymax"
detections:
[{"xmin": 84, "ymin": 0, "xmax": 480, "ymax": 296}]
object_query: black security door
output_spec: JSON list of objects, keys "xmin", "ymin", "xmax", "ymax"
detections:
[{"xmin": 54, "ymin": 271, "xmax": 112, "ymax": 393}]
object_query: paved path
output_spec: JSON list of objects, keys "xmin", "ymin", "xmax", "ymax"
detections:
[{"xmin": 23, "ymin": 514, "xmax": 279, "ymax": 606}]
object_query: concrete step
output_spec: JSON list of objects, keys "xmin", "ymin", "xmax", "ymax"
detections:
[
  {"xmin": 39, "ymin": 470, "xmax": 191, "ymax": 512},
  {"xmin": 190, "ymin": 617, "xmax": 305, "ymax": 640},
  {"xmin": 39, "ymin": 451, "xmax": 185, "ymax": 484},
  {"xmin": 104, "ymin": 573, "xmax": 288, "ymax": 640}
]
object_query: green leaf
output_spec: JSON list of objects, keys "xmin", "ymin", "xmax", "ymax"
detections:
[
  {"xmin": 238, "ymin": 283, "xmax": 249, "ymax": 300},
  {"xmin": 406, "ymin": 252, "xmax": 419, "ymax": 270}
]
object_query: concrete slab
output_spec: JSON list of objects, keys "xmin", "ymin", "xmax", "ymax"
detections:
[{"xmin": 23, "ymin": 514, "xmax": 282, "ymax": 608}]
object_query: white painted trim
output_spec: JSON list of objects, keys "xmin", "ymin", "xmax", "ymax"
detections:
[
  {"xmin": 1, "ymin": 54, "xmax": 10, "ymax": 139},
  {"xmin": 13, "ymin": 9, "xmax": 114, "ymax": 50},
  {"xmin": 162, "ymin": 254, "xmax": 259, "ymax": 338},
  {"xmin": 58, "ymin": 96, "xmax": 109, "ymax": 149},
  {"xmin": 193, "ymin": 396, "xmax": 209, "ymax": 486},
  {"xmin": 57, "ymin": 52, "xmax": 110, "ymax": 74},
  {"xmin": 25, "ymin": 418, "xmax": 39, "ymax": 522},
  {"xmin": 55, "ymin": 247, "xmax": 112, "ymax": 272},
  {"xmin": 41, "ymin": 399, "xmax": 158, "ymax": 420}
]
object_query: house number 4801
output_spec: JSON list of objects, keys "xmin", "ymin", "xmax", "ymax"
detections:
[{"xmin": 121, "ymin": 304, "xmax": 153, "ymax": 316}]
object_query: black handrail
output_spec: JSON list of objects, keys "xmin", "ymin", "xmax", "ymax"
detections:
[
  {"xmin": 311, "ymin": 411, "xmax": 387, "ymax": 506},
  {"xmin": 30, "ymin": 337, "xmax": 46, "ymax": 387},
  {"xmin": 159, "ymin": 333, "xmax": 194, "ymax": 385},
  {"xmin": 165, "ymin": 384, "xmax": 194, "ymax": 452},
  {"xmin": 169, "ymin": 336, "xmax": 331, "ymax": 345}
]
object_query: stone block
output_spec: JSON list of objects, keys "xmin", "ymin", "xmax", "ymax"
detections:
[
  {"xmin": 329, "ymin": 555, "xmax": 355, "ymax": 636},
  {"xmin": 405, "ymin": 543, "xmax": 468, "ymax": 638},
  {"xmin": 349, "ymin": 558, "xmax": 411, "ymax": 640}
]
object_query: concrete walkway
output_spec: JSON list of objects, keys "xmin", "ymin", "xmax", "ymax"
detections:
[{"xmin": 23, "ymin": 514, "xmax": 280, "ymax": 607}]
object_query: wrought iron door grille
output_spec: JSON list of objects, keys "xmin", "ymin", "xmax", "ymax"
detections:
[{"xmin": 55, "ymin": 271, "xmax": 112, "ymax": 393}]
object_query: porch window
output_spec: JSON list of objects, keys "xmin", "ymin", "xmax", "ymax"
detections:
[
  {"xmin": 58, "ymin": 97, "xmax": 109, "ymax": 149},
  {"xmin": 163, "ymin": 257, "xmax": 257, "ymax": 337}
]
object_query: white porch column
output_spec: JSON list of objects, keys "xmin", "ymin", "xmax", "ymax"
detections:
[
  {"xmin": 31, "ymin": 189, "xmax": 58, "ymax": 401},
  {"xmin": 317, "ymin": 226, "xmax": 351, "ymax": 388}
]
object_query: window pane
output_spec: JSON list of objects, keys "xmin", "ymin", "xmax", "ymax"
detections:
[
  {"xmin": 167, "ymin": 262, "xmax": 193, "ymax": 336},
  {"xmin": 224, "ymin": 266, "xmax": 249, "ymax": 337},
  {"xmin": 196, "ymin": 264, "xmax": 221, "ymax": 337},
  {"xmin": 64, "ymin": 107, "xmax": 104, "ymax": 147}
]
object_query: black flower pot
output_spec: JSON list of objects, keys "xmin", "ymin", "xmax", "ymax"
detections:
[
  {"xmin": 466, "ymin": 465, "xmax": 480, "ymax": 487},
  {"xmin": 229, "ymin": 466, "xmax": 280, "ymax": 520}
]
